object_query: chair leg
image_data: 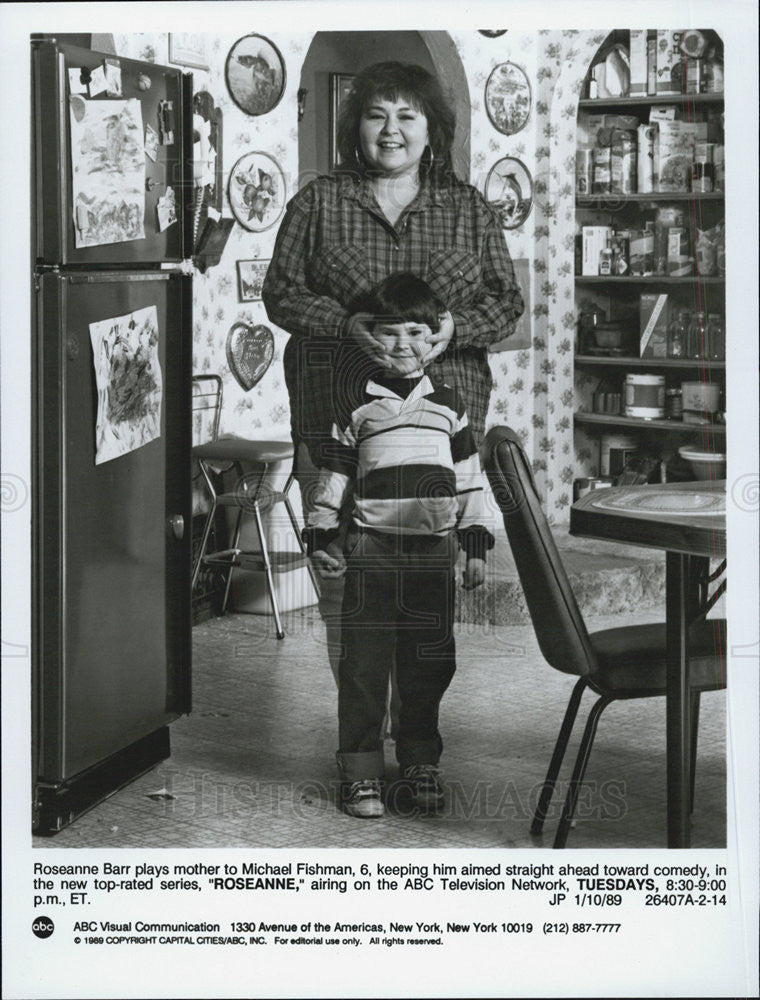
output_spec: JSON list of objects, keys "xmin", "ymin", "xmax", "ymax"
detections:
[
  {"xmin": 191, "ymin": 501, "xmax": 217, "ymax": 591},
  {"xmin": 220, "ymin": 507, "xmax": 244, "ymax": 615},
  {"xmin": 193, "ymin": 458, "xmax": 221, "ymax": 591},
  {"xmin": 252, "ymin": 500, "xmax": 285, "ymax": 640},
  {"xmin": 282, "ymin": 489, "xmax": 321, "ymax": 600},
  {"xmin": 531, "ymin": 678, "xmax": 588, "ymax": 836},
  {"xmin": 553, "ymin": 694, "xmax": 614, "ymax": 849},
  {"xmin": 690, "ymin": 691, "xmax": 701, "ymax": 814}
]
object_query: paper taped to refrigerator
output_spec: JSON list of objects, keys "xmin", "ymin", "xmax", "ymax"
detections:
[
  {"xmin": 89, "ymin": 305, "xmax": 163, "ymax": 464},
  {"xmin": 69, "ymin": 97, "xmax": 146, "ymax": 247}
]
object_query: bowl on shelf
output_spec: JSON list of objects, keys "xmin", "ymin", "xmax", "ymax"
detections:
[{"xmin": 678, "ymin": 446, "xmax": 726, "ymax": 480}]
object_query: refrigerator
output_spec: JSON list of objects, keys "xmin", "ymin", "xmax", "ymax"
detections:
[{"xmin": 31, "ymin": 38, "xmax": 193, "ymax": 834}]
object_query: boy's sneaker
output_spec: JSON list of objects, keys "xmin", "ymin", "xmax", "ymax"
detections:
[
  {"xmin": 403, "ymin": 764, "xmax": 445, "ymax": 810},
  {"xmin": 343, "ymin": 780, "xmax": 385, "ymax": 818}
]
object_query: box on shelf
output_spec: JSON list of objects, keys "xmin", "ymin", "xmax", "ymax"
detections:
[
  {"xmin": 582, "ymin": 226, "xmax": 613, "ymax": 276},
  {"xmin": 629, "ymin": 30, "xmax": 648, "ymax": 95},
  {"xmin": 637, "ymin": 123, "xmax": 657, "ymax": 192},
  {"xmin": 592, "ymin": 147, "xmax": 611, "ymax": 193},
  {"xmin": 579, "ymin": 113, "xmax": 639, "ymax": 149},
  {"xmin": 639, "ymin": 292, "xmax": 670, "ymax": 357},
  {"xmin": 656, "ymin": 119, "xmax": 692, "ymax": 192},
  {"xmin": 646, "ymin": 33, "xmax": 657, "ymax": 94},
  {"xmin": 601, "ymin": 45, "xmax": 631, "ymax": 97},
  {"xmin": 578, "ymin": 113, "xmax": 606, "ymax": 149},
  {"xmin": 629, "ymin": 229, "xmax": 655, "ymax": 275},
  {"xmin": 648, "ymin": 106, "xmax": 677, "ymax": 124},
  {"xmin": 656, "ymin": 30, "xmax": 685, "ymax": 95}
]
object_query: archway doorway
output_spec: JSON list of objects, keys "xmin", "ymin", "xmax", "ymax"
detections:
[{"xmin": 298, "ymin": 31, "xmax": 470, "ymax": 183}]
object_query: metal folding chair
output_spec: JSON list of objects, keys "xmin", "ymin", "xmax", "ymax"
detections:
[{"xmin": 191, "ymin": 374, "xmax": 319, "ymax": 639}]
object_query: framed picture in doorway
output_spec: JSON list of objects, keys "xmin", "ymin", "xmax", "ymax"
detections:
[
  {"xmin": 329, "ymin": 73, "xmax": 355, "ymax": 170},
  {"xmin": 237, "ymin": 259, "xmax": 270, "ymax": 302},
  {"xmin": 168, "ymin": 34, "xmax": 209, "ymax": 71}
]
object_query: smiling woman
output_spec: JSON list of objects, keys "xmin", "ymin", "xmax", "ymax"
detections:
[
  {"xmin": 359, "ymin": 98, "xmax": 429, "ymax": 179},
  {"xmin": 261, "ymin": 61, "xmax": 524, "ymax": 777},
  {"xmin": 263, "ymin": 60, "xmax": 524, "ymax": 457}
]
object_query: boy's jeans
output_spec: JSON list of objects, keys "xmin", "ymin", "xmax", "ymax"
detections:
[
  {"xmin": 295, "ymin": 441, "xmax": 401, "ymax": 736},
  {"xmin": 336, "ymin": 530, "xmax": 458, "ymax": 782}
]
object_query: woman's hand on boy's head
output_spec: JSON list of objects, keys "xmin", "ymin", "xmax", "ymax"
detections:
[
  {"xmin": 346, "ymin": 312, "xmax": 394, "ymax": 369},
  {"xmin": 348, "ymin": 309, "xmax": 453, "ymax": 371},
  {"xmin": 424, "ymin": 310, "xmax": 455, "ymax": 361}
]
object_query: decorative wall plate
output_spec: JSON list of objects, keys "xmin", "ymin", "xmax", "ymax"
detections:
[
  {"xmin": 228, "ymin": 152, "xmax": 286, "ymax": 233},
  {"xmin": 485, "ymin": 157, "xmax": 534, "ymax": 230},
  {"xmin": 484, "ymin": 61, "xmax": 532, "ymax": 135},
  {"xmin": 226, "ymin": 322, "xmax": 274, "ymax": 391},
  {"xmin": 225, "ymin": 34, "xmax": 286, "ymax": 116}
]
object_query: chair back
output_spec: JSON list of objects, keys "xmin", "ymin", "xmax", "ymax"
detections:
[
  {"xmin": 192, "ymin": 374, "xmax": 223, "ymax": 446},
  {"xmin": 483, "ymin": 426, "xmax": 597, "ymax": 677}
]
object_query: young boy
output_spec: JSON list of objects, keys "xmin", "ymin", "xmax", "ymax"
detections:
[{"xmin": 305, "ymin": 273, "xmax": 494, "ymax": 818}]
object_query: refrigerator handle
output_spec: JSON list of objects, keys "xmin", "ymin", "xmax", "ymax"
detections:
[{"xmin": 167, "ymin": 514, "xmax": 185, "ymax": 540}]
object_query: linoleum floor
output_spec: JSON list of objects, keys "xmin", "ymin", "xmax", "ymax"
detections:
[{"xmin": 34, "ymin": 605, "xmax": 726, "ymax": 851}]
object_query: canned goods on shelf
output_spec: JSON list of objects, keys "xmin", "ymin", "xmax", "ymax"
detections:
[
  {"xmin": 576, "ymin": 148, "xmax": 593, "ymax": 195},
  {"xmin": 665, "ymin": 388, "xmax": 683, "ymax": 419},
  {"xmin": 624, "ymin": 373, "xmax": 666, "ymax": 419}
]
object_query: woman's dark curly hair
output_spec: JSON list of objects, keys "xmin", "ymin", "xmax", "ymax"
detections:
[{"xmin": 336, "ymin": 62, "xmax": 457, "ymax": 183}]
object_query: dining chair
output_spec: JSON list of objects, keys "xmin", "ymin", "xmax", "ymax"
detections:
[
  {"xmin": 483, "ymin": 426, "xmax": 726, "ymax": 848},
  {"xmin": 191, "ymin": 374, "xmax": 320, "ymax": 639}
]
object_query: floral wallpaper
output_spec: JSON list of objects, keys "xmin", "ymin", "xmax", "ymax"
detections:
[
  {"xmin": 453, "ymin": 30, "xmax": 609, "ymax": 518},
  {"xmin": 111, "ymin": 30, "xmax": 606, "ymax": 523},
  {"xmin": 534, "ymin": 30, "xmax": 610, "ymax": 515}
]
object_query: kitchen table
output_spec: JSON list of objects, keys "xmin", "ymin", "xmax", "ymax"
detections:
[{"xmin": 571, "ymin": 480, "xmax": 727, "ymax": 848}]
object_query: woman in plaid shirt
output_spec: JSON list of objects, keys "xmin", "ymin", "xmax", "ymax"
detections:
[
  {"xmin": 261, "ymin": 60, "xmax": 523, "ymax": 776},
  {"xmin": 262, "ymin": 60, "xmax": 524, "ymax": 462}
]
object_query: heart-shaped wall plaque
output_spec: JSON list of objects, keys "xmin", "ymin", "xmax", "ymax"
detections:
[{"xmin": 226, "ymin": 321, "xmax": 274, "ymax": 391}]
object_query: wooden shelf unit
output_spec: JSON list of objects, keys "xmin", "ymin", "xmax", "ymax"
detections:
[
  {"xmin": 574, "ymin": 411, "xmax": 726, "ymax": 435},
  {"xmin": 576, "ymin": 276, "xmax": 724, "ymax": 287},
  {"xmin": 577, "ymin": 192, "xmax": 724, "ymax": 207},
  {"xmin": 578, "ymin": 93, "xmax": 724, "ymax": 112},
  {"xmin": 574, "ymin": 34, "xmax": 725, "ymax": 483},
  {"xmin": 575, "ymin": 355, "xmax": 725, "ymax": 371}
]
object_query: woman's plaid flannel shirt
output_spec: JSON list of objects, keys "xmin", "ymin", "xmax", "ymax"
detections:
[{"xmin": 262, "ymin": 173, "xmax": 524, "ymax": 452}]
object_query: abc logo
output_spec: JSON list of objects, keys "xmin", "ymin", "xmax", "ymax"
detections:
[{"xmin": 32, "ymin": 916, "xmax": 54, "ymax": 939}]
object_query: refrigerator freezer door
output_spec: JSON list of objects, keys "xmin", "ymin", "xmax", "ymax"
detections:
[
  {"xmin": 32, "ymin": 39, "xmax": 192, "ymax": 266},
  {"xmin": 34, "ymin": 271, "xmax": 191, "ymax": 784}
]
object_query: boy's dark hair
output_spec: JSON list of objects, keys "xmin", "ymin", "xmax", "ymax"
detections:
[{"xmin": 355, "ymin": 273, "xmax": 444, "ymax": 333}]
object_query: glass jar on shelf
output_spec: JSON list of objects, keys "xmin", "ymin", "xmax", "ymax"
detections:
[
  {"xmin": 707, "ymin": 313, "xmax": 725, "ymax": 361},
  {"xmin": 687, "ymin": 311, "xmax": 708, "ymax": 359},
  {"xmin": 667, "ymin": 310, "xmax": 688, "ymax": 358}
]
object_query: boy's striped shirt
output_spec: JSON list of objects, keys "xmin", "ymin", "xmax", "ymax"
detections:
[{"xmin": 306, "ymin": 374, "xmax": 494, "ymax": 558}]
